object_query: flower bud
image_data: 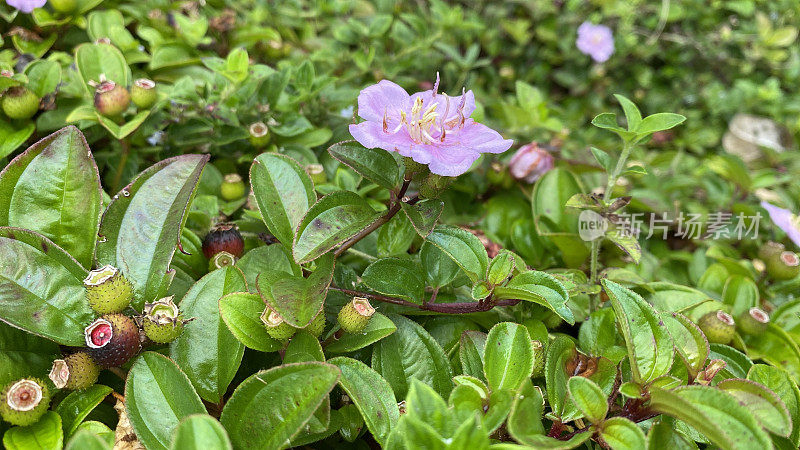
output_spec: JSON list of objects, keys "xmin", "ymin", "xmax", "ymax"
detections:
[
  {"xmin": 1, "ymin": 86, "xmax": 40, "ymax": 119},
  {"xmin": 49, "ymin": 352, "xmax": 99, "ymax": 390},
  {"xmin": 696, "ymin": 359, "xmax": 726, "ymax": 385},
  {"xmin": 84, "ymin": 265, "xmax": 134, "ymax": 314},
  {"xmin": 142, "ymin": 296, "xmax": 185, "ymax": 344},
  {"xmin": 220, "ymin": 173, "xmax": 246, "ymax": 201},
  {"xmin": 508, "ymin": 143, "xmax": 554, "ymax": 184},
  {"xmin": 93, "ymin": 80, "xmax": 130, "ymax": 117},
  {"xmin": 737, "ymin": 307, "xmax": 770, "ymax": 335},
  {"xmin": 131, "ymin": 78, "xmax": 157, "ymax": 109},
  {"xmin": 85, "ymin": 314, "xmax": 141, "ymax": 368},
  {"xmin": 202, "ymin": 223, "xmax": 244, "ymax": 259},
  {"xmin": 248, "ymin": 122, "xmax": 270, "ymax": 148},
  {"xmin": 697, "ymin": 310, "xmax": 736, "ymax": 345},
  {"xmin": 0, "ymin": 378, "xmax": 51, "ymax": 426},
  {"xmin": 337, "ymin": 297, "xmax": 375, "ymax": 334},
  {"xmin": 260, "ymin": 307, "xmax": 296, "ymax": 342}
]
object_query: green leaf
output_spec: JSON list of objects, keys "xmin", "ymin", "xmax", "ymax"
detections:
[
  {"xmin": 483, "ymin": 322, "xmax": 534, "ymax": 391},
  {"xmin": 0, "ymin": 322, "xmax": 60, "ymax": 388},
  {"xmin": 24, "ymin": 59, "xmax": 61, "ymax": 97},
  {"xmin": 325, "ymin": 312, "xmax": 397, "ymax": 353},
  {"xmin": 55, "ymin": 384, "xmax": 113, "ymax": 438},
  {"xmin": 293, "ymin": 191, "xmax": 380, "ymax": 264},
  {"xmin": 459, "ymin": 331, "xmax": 487, "ymax": 381},
  {"xmin": 218, "ymin": 292, "xmax": 281, "ymax": 352},
  {"xmin": 372, "ymin": 314, "xmax": 453, "ymax": 399},
  {"xmin": 257, "ymin": 253, "xmax": 333, "ymax": 327},
  {"xmin": 491, "ymin": 432, "xmax": 592, "ymax": 449},
  {"xmin": 743, "ymin": 323, "xmax": 800, "ymax": 382},
  {"xmin": 96, "ymin": 154, "xmax": 209, "ymax": 309},
  {"xmin": 421, "ymin": 241, "xmax": 462, "ymax": 288},
  {"xmin": 125, "ymin": 352, "xmax": 207, "ymax": 450},
  {"xmin": 0, "ymin": 228, "xmax": 94, "ymax": 345},
  {"xmin": 362, "ymin": 258, "xmax": 426, "ymax": 304},
  {"xmin": 494, "ymin": 270, "xmax": 573, "ymax": 324},
  {"xmin": 250, "ymin": 153, "xmax": 316, "ymax": 247},
  {"xmin": 718, "ymin": 378, "xmax": 792, "ymax": 437},
  {"xmin": 425, "ymin": 225, "xmax": 489, "ymax": 282},
  {"xmin": 2, "ymin": 411, "xmax": 63, "ymax": 450},
  {"xmin": 645, "ymin": 420, "xmax": 698, "ymax": 450},
  {"xmin": 170, "ymin": 414, "xmax": 232, "ymax": 450},
  {"xmin": 0, "ymin": 123, "xmax": 34, "ymax": 160},
  {"xmin": 95, "ymin": 110, "xmax": 151, "ymax": 139},
  {"xmin": 590, "ymin": 147, "xmax": 613, "ymax": 172},
  {"xmin": 648, "ymin": 385, "xmax": 772, "ymax": 449},
  {"xmin": 170, "ymin": 267, "xmax": 247, "ymax": 403},
  {"xmin": 235, "ymin": 244, "xmax": 297, "ymax": 291},
  {"xmin": 606, "ymin": 229, "xmax": 642, "ymax": 264},
  {"xmin": 405, "ymin": 379, "xmax": 450, "ymax": 436},
  {"xmin": 377, "ymin": 213, "xmax": 416, "ymax": 257},
  {"xmin": 721, "ymin": 276, "xmax": 759, "ymax": 317},
  {"xmin": 613, "ymin": 94, "xmax": 642, "ymax": 131},
  {"xmin": 662, "ymin": 313, "xmax": 709, "ymax": 377},
  {"xmin": 602, "ymin": 279, "xmax": 673, "ymax": 383},
  {"xmin": 328, "ymin": 141, "xmax": 402, "ymax": 190},
  {"xmin": 507, "ymin": 379, "xmax": 545, "ymax": 444},
  {"xmin": 567, "ymin": 376, "xmax": 608, "ymax": 423},
  {"xmin": 545, "ymin": 336, "xmax": 576, "ymax": 418},
  {"xmin": 591, "ymin": 113, "xmax": 636, "ymax": 141},
  {"xmin": 599, "ymin": 417, "xmax": 646, "ymax": 450},
  {"xmin": 74, "ymin": 42, "xmax": 130, "ymax": 95},
  {"xmin": 329, "ymin": 357, "xmax": 400, "ymax": 445},
  {"xmin": 0, "ymin": 126, "xmax": 102, "ymax": 267},
  {"xmin": 65, "ymin": 428, "xmax": 112, "ymax": 450},
  {"xmin": 635, "ymin": 113, "xmax": 686, "ymax": 136},
  {"xmin": 748, "ymin": 364, "xmax": 800, "ymax": 446},
  {"xmin": 401, "ymin": 200, "xmax": 444, "ymax": 237},
  {"xmin": 487, "ymin": 250, "xmax": 515, "ymax": 285},
  {"xmin": 220, "ymin": 362, "xmax": 340, "ymax": 450}
]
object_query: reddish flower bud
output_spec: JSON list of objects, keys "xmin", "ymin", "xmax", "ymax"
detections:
[{"xmin": 508, "ymin": 143, "xmax": 554, "ymax": 184}]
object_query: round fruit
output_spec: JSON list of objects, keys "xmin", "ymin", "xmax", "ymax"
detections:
[
  {"xmin": 83, "ymin": 265, "xmax": 134, "ymax": 314},
  {"xmin": 94, "ymin": 80, "xmax": 130, "ymax": 117},
  {"xmin": 697, "ymin": 310, "xmax": 736, "ymax": 345},
  {"xmin": 49, "ymin": 352, "xmax": 99, "ymax": 390},
  {"xmin": 306, "ymin": 311, "xmax": 326, "ymax": 338},
  {"xmin": 0, "ymin": 379, "xmax": 51, "ymax": 426},
  {"xmin": 337, "ymin": 297, "xmax": 375, "ymax": 334},
  {"xmin": 142, "ymin": 297, "xmax": 185, "ymax": 344},
  {"xmin": 131, "ymin": 78, "xmax": 157, "ymax": 109},
  {"xmin": 208, "ymin": 251, "xmax": 237, "ymax": 271},
  {"xmin": 766, "ymin": 251, "xmax": 800, "ymax": 281},
  {"xmin": 1, "ymin": 86, "xmax": 40, "ymax": 120},
  {"xmin": 305, "ymin": 164, "xmax": 327, "ymax": 185},
  {"xmin": 202, "ymin": 224, "xmax": 244, "ymax": 259},
  {"xmin": 220, "ymin": 173, "xmax": 247, "ymax": 201},
  {"xmin": 737, "ymin": 307, "xmax": 770, "ymax": 335},
  {"xmin": 248, "ymin": 122, "xmax": 270, "ymax": 148},
  {"xmin": 85, "ymin": 314, "xmax": 141, "ymax": 368},
  {"xmin": 261, "ymin": 308, "xmax": 296, "ymax": 342}
]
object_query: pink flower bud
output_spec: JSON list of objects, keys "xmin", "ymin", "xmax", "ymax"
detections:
[{"xmin": 508, "ymin": 143, "xmax": 554, "ymax": 184}]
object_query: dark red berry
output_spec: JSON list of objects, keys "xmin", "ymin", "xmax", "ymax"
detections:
[
  {"xmin": 202, "ymin": 223, "xmax": 244, "ymax": 259},
  {"xmin": 85, "ymin": 314, "xmax": 141, "ymax": 368}
]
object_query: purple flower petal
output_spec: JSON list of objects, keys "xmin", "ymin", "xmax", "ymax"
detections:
[
  {"xmin": 761, "ymin": 201, "xmax": 800, "ymax": 249},
  {"xmin": 6, "ymin": 0, "xmax": 46, "ymax": 13},
  {"xmin": 576, "ymin": 21, "xmax": 615, "ymax": 63}
]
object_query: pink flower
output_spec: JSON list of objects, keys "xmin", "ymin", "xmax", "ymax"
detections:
[
  {"xmin": 509, "ymin": 143, "xmax": 554, "ymax": 183},
  {"xmin": 761, "ymin": 201, "xmax": 800, "ymax": 249},
  {"xmin": 6, "ymin": 0, "xmax": 46, "ymax": 13},
  {"xmin": 576, "ymin": 22, "xmax": 614, "ymax": 63},
  {"xmin": 349, "ymin": 75, "xmax": 513, "ymax": 177}
]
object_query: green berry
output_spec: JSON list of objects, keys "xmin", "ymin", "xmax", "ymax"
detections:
[
  {"xmin": 220, "ymin": 173, "xmax": 246, "ymax": 201},
  {"xmin": 737, "ymin": 307, "xmax": 770, "ymax": 335},
  {"xmin": 261, "ymin": 307, "xmax": 296, "ymax": 342},
  {"xmin": 248, "ymin": 122, "xmax": 270, "ymax": 148},
  {"xmin": 766, "ymin": 251, "xmax": 800, "ymax": 281},
  {"xmin": 306, "ymin": 164, "xmax": 327, "ymax": 185},
  {"xmin": 1, "ymin": 86, "xmax": 39, "ymax": 120},
  {"xmin": 93, "ymin": 80, "xmax": 130, "ymax": 117},
  {"xmin": 49, "ymin": 0, "xmax": 77, "ymax": 14},
  {"xmin": 306, "ymin": 311, "xmax": 326, "ymax": 338},
  {"xmin": 337, "ymin": 297, "xmax": 375, "ymax": 334},
  {"xmin": 697, "ymin": 310, "xmax": 736, "ymax": 345},
  {"xmin": 0, "ymin": 379, "xmax": 50, "ymax": 426},
  {"xmin": 131, "ymin": 78, "xmax": 157, "ymax": 109},
  {"xmin": 142, "ymin": 296, "xmax": 185, "ymax": 344},
  {"xmin": 84, "ymin": 265, "xmax": 134, "ymax": 314},
  {"xmin": 531, "ymin": 340, "xmax": 545, "ymax": 377},
  {"xmin": 85, "ymin": 314, "xmax": 141, "ymax": 368},
  {"xmin": 208, "ymin": 251, "xmax": 237, "ymax": 271},
  {"xmin": 758, "ymin": 241, "xmax": 785, "ymax": 262},
  {"xmin": 49, "ymin": 352, "xmax": 99, "ymax": 390}
]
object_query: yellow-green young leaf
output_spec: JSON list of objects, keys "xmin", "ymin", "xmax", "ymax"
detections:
[
  {"xmin": 567, "ymin": 376, "xmax": 608, "ymax": 423},
  {"xmin": 545, "ymin": 336, "xmax": 576, "ymax": 418},
  {"xmin": 125, "ymin": 352, "xmax": 207, "ymax": 450},
  {"xmin": 250, "ymin": 153, "xmax": 316, "ymax": 248},
  {"xmin": 602, "ymin": 279, "xmax": 674, "ymax": 383},
  {"xmin": 328, "ymin": 141, "xmax": 402, "ymax": 190},
  {"xmin": 218, "ymin": 292, "xmax": 282, "ymax": 352},
  {"xmin": 635, "ymin": 112, "xmax": 686, "ymax": 136},
  {"xmin": 169, "ymin": 414, "xmax": 232, "ymax": 450},
  {"xmin": 484, "ymin": 322, "xmax": 534, "ymax": 391},
  {"xmin": 605, "ymin": 228, "xmax": 641, "ymax": 264},
  {"xmin": 613, "ymin": 94, "xmax": 642, "ymax": 130},
  {"xmin": 599, "ymin": 417, "xmax": 645, "ymax": 450},
  {"xmin": 325, "ymin": 313, "xmax": 397, "ymax": 354},
  {"xmin": 507, "ymin": 379, "xmax": 545, "ymax": 445},
  {"xmin": 648, "ymin": 386, "xmax": 772, "ymax": 450},
  {"xmin": 424, "ymin": 225, "xmax": 489, "ymax": 282},
  {"xmin": 56, "ymin": 384, "xmax": 113, "ymax": 438},
  {"xmin": 220, "ymin": 362, "xmax": 340, "ymax": 450},
  {"xmin": 65, "ymin": 428, "xmax": 112, "ymax": 450},
  {"xmin": 646, "ymin": 420, "xmax": 698, "ymax": 450},
  {"xmin": 293, "ymin": 191, "xmax": 381, "ymax": 263},
  {"xmin": 3, "ymin": 411, "xmax": 63, "ymax": 450},
  {"xmin": 717, "ymin": 378, "xmax": 792, "ymax": 437},
  {"xmin": 487, "ymin": 250, "xmax": 515, "ymax": 285},
  {"xmin": 748, "ymin": 364, "xmax": 800, "ymax": 446},
  {"xmin": 0, "ymin": 126, "xmax": 102, "ymax": 268},
  {"xmin": 661, "ymin": 312, "xmax": 709, "ymax": 377}
]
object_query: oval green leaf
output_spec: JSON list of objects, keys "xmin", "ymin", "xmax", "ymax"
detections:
[
  {"xmin": 2, "ymin": 411, "xmax": 63, "ymax": 450},
  {"xmin": 325, "ymin": 312, "xmax": 396, "ymax": 354},
  {"xmin": 483, "ymin": 322, "xmax": 534, "ymax": 391},
  {"xmin": 424, "ymin": 225, "xmax": 489, "ymax": 282},
  {"xmin": 599, "ymin": 417, "xmax": 646, "ymax": 450},
  {"xmin": 169, "ymin": 414, "xmax": 232, "ymax": 450},
  {"xmin": 362, "ymin": 257, "xmax": 426, "ymax": 305},
  {"xmin": 55, "ymin": 384, "xmax": 113, "ymax": 438},
  {"xmin": 218, "ymin": 292, "xmax": 281, "ymax": 352},
  {"xmin": 328, "ymin": 141, "xmax": 402, "ymax": 190},
  {"xmin": 567, "ymin": 376, "xmax": 608, "ymax": 424}
]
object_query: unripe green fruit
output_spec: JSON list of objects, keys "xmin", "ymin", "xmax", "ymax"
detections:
[
  {"xmin": 531, "ymin": 340, "xmax": 545, "ymax": 377},
  {"xmin": 84, "ymin": 265, "xmax": 134, "ymax": 314},
  {"xmin": 248, "ymin": 122, "xmax": 270, "ymax": 148},
  {"xmin": 142, "ymin": 296, "xmax": 185, "ymax": 343},
  {"xmin": 220, "ymin": 173, "xmax": 246, "ymax": 201},
  {"xmin": 1, "ymin": 86, "xmax": 39, "ymax": 119},
  {"xmin": 49, "ymin": 352, "xmax": 99, "ymax": 390},
  {"xmin": 0, "ymin": 379, "xmax": 50, "ymax": 426},
  {"xmin": 208, "ymin": 251, "xmax": 237, "ymax": 271},
  {"xmin": 261, "ymin": 307, "xmax": 296, "ymax": 342},
  {"xmin": 131, "ymin": 78, "xmax": 157, "ymax": 109},
  {"xmin": 306, "ymin": 311, "xmax": 326, "ymax": 338},
  {"xmin": 697, "ymin": 310, "xmax": 736, "ymax": 345},
  {"xmin": 50, "ymin": 0, "xmax": 77, "ymax": 14},
  {"xmin": 337, "ymin": 297, "xmax": 375, "ymax": 334},
  {"xmin": 93, "ymin": 80, "xmax": 130, "ymax": 117},
  {"xmin": 85, "ymin": 314, "xmax": 141, "ymax": 368},
  {"xmin": 737, "ymin": 307, "xmax": 770, "ymax": 335},
  {"xmin": 306, "ymin": 164, "xmax": 327, "ymax": 185},
  {"xmin": 758, "ymin": 241, "xmax": 785, "ymax": 262},
  {"xmin": 765, "ymin": 251, "xmax": 800, "ymax": 281}
]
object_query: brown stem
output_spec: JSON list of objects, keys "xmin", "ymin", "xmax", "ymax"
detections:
[
  {"xmin": 321, "ymin": 329, "xmax": 345, "ymax": 348},
  {"xmin": 329, "ymin": 286, "xmax": 520, "ymax": 314},
  {"xmin": 334, "ymin": 178, "xmax": 412, "ymax": 258}
]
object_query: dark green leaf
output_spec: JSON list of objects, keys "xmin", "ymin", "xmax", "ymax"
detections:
[
  {"xmin": 257, "ymin": 253, "xmax": 333, "ymax": 327},
  {"xmin": 494, "ymin": 270, "xmax": 573, "ymax": 324},
  {"xmin": 362, "ymin": 258, "xmax": 426, "ymax": 304},
  {"xmin": 401, "ymin": 200, "xmax": 444, "ymax": 237},
  {"xmin": 328, "ymin": 141, "xmax": 402, "ymax": 190},
  {"xmin": 0, "ymin": 322, "xmax": 60, "ymax": 388},
  {"xmin": 56, "ymin": 384, "xmax": 113, "ymax": 438},
  {"xmin": 218, "ymin": 292, "xmax": 281, "ymax": 352},
  {"xmin": 424, "ymin": 225, "xmax": 489, "ymax": 282}
]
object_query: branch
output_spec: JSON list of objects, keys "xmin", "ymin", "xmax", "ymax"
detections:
[{"xmin": 329, "ymin": 286, "xmax": 520, "ymax": 314}]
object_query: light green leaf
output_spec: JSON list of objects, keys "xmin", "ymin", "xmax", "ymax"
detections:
[
  {"xmin": 484, "ymin": 322, "xmax": 534, "ymax": 391},
  {"xmin": 56, "ymin": 384, "xmax": 113, "ymax": 438},
  {"xmin": 3, "ymin": 411, "xmax": 63, "ymax": 450},
  {"xmin": 599, "ymin": 417, "xmax": 646, "ymax": 450},
  {"xmin": 169, "ymin": 414, "xmax": 232, "ymax": 450},
  {"xmin": 567, "ymin": 376, "xmax": 608, "ymax": 423}
]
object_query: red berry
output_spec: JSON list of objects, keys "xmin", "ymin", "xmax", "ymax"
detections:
[
  {"xmin": 85, "ymin": 314, "xmax": 141, "ymax": 368},
  {"xmin": 202, "ymin": 224, "xmax": 244, "ymax": 259}
]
